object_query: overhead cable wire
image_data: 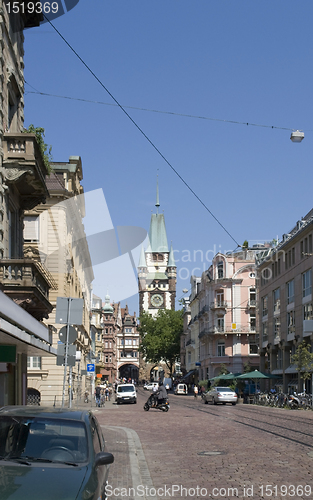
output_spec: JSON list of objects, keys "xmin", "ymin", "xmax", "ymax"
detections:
[
  {"xmin": 42, "ymin": 16, "xmax": 240, "ymax": 248},
  {"xmin": 25, "ymin": 86, "xmax": 299, "ymax": 132}
]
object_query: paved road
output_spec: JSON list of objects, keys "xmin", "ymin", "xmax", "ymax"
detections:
[{"xmin": 92, "ymin": 388, "xmax": 313, "ymax": 499}]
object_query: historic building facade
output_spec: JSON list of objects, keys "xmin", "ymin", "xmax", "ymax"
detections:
[
  {"xmin": 257, "ymin": 210, "xmax": 313, "ymax": 393},
  {"xmin": 0, "ymin": 3, "xmax": 57, "ymax": 406},
  {"xmin": 138, "ymin": 187, "xmax": 176, "ymax": 317},
  {"xmin": 26, "ymin": 157, "xmax": 93, "ymax": 405},
  {"xmin": 182, "ymin": 248, "xmax": 261, "ymax": 384}
]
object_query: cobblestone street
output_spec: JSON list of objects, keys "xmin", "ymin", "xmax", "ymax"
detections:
[{"xmin": 91, "ymin": 389, "xmax": 313, "ymax": 499}]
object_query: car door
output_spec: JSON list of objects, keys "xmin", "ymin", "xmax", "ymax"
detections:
[{"xmin": 90, "ymin": 416, "xmax": 107, "ymax": 499}]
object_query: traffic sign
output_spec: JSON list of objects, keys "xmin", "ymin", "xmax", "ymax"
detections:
[
  {"xmin": 87, "ymin": 363, "xmax": 95, "ymax": 373},
  {"xmin": 58, "ymin": 325, "xmax": 77, "ymax": 344}
]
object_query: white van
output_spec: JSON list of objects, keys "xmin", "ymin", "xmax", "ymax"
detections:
[
  {"xmin": 174, "ymin": 383, "xmax": 188, "ymax": 395},
  {"xmin": 115, "ymin": 383, "xmax": 137, "ymax": 404}
]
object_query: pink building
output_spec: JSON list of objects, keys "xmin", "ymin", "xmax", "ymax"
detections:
[{"xmin": 194, "ymin": 248, "xmax": 260, "ymax": 380}]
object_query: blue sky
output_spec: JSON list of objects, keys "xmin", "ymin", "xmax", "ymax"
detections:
[{"xmin": 24, "ymin": 1, "xmax": 313, "ymax": 314}]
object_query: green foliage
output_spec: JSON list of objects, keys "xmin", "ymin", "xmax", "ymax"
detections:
[
  {"xmin": 138, "ymin": 309, "xmax": 183, "ymax": 376},
  {"xmin": 218, "ymin": 364, "xmax": 228, "ymax": 375},
  {"xmin": 24, "ymin": 124, "xmax": 52, "ymax": 173},
  {"xmin": 242, "ymin": 240, "xmax": 249, "ymax": 249},
  {"xmin": 198, "ymin": 380, "xmax": 208, "ymax": 388},
  {"xmin": 291, "ymin": 341, "xmax": 313, "ymax": 381},
  {"xmin": 243, "ymin": 361, "xmax": 253, "ymax": 373}
]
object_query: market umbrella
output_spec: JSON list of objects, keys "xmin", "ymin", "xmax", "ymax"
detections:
[
  {"xmin": 235, "ymin": 370, "xmax": 270, "ymax": 380},
  {"xmin": 210, "ymin": 372, "xmax": 239, "ymax": 382},
  {"xmin": 235, "ymin": 370, "xmax": 270, "ymax": 395}
]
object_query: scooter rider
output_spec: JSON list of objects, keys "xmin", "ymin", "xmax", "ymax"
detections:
[{"xmin": 155, "ymin": 381, "xmax": 168, "ymax": 405}]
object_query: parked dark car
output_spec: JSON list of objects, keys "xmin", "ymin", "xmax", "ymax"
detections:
[{"xmin": 0, "ymin": 406, "xmax": 114, "ymax": 499}]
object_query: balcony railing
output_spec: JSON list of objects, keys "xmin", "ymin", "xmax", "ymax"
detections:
[
  {"xmin": 185, "ymin": 339, "xmax": 195, "ymax": 346},
  {"xmin": 210, "ymin": 301, "xmax": 228, "ymax": 309},
  {"xmin": 3, "ymin": 133, "xmax": 49, "ymax": 210},
  {"xmin": 0, "ymin": 258, "xmax": 54, "ymax": 320}
]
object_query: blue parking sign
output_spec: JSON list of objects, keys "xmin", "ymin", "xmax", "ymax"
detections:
[{"xmin": 87, "ymin": 364, "xmax": 95, "ymax": 373}]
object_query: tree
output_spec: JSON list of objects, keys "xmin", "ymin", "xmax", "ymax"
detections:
[
  {"xmin": 138, "ymin": 309, "xmax": 183, "ymax": 377},
  {"xmin": 24, "ymin": 124, "xmax": 53, "ymax": 173},
  {"xmin": 291, "ymin": 341, "xmax": 313, "ymax": 392}
]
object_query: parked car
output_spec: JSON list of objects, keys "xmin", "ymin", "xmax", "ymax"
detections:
[
  {"xmin": 0, "ymin": 406, "xmax": 114, "ymax": 500},
  {"xmin": 115, "ymin": 383, "xmax": 137, "ymax": 404},
  {"xmin": 174, "ymin": 383, "xmax": 188, "ymax": 395},
  {"xmin": 203, "ymin": 386, "xmax": 238, "ymax": 405},
  {"xmin": 143, "ymin": 382, "xmax": 159, "ymax": 391}
]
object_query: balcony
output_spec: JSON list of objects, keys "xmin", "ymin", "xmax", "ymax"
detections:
[
  {"xmin": 3, "ymin": 133, "xmax": 49, "ymax": 210},
  {"xmin": 185, "ymin": 338, "xmax": 195, "ymax": 346},
  {"xmin": 198, "ymin": 305, "xmax": 209, "ymax": 317},
  {"xmin": 199, "ymin": 328, "xmax": 210, "ymax": 339},
  {"xmin": 0, "ymin": 259, "xmax": 55, "ymax": 320},
  {"xmin": 210, "ymin": 301, "xmax": 228, "ymax": 309},
  {"xmin": 248, "ymin": 300, "xmax": 256, "ymax": 308}
]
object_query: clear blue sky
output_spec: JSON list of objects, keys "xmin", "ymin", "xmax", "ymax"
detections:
[{"xmin": 24, "ymin": 1, "xmax": 313, "ymax": 314}]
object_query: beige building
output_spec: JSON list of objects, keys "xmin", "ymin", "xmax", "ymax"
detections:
[
  {"xmin": 26, "ymin": 158, "xmax": 94, "ymax": 405},
  {"xmin": 257, "ymin": 210, "xmax": 313, "ymax": 393},
  {"xmin": 0, "ymin": 3, "xmax": 57, "ymax": 406}
]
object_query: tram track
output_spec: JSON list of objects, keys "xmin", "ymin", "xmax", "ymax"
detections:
[{"xmin": 171, "ymin": 396, "xmax": 313, "ymax": 450}]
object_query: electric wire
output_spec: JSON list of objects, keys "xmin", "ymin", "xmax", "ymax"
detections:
[
  {"xmin": 24, "ymin": 86, "xmax": 298, "ymax": 132},
  {"xmin": 41, "ymin": 16, "xmax": 241, "ymax": 248}
]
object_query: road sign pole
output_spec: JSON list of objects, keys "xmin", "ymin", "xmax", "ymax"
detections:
[{"xmin": 61, "ymin": 298, "xmax": 71, "ymax": 408}]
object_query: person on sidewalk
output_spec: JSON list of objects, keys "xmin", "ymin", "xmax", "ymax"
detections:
[
  {"xmin": 95, "ymin": 385, "xmax": 101, "ymax": 407},
  {"xmin": 194, "ymin": 385, "xmax": 199, "ymax": 399}
]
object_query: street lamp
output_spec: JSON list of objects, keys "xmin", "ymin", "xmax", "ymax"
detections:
[{"xmin": 290, "ymin": 130, "xmax": 304, "ymax": 143}]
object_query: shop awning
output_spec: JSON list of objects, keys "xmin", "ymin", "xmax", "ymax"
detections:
[{"xmin": 181, "ymin": 369, "xmax": 197, "ymax": 381}]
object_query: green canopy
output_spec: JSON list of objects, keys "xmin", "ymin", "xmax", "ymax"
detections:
[
  {"xmin": 210, "ymin": 372, "xmax": 240, "ymax": 381},
  {"xmin": 235, "ymin": 370, "xmax": 270, "ymax": 379}
]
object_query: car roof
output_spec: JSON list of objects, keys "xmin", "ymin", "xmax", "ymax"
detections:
[
  {"xmin": 0, "ymin": 406, "xmax": 91, "ymax": 421},
  {"xmin": 117, "ymin": 383, "xmax": 135, "ymax": 387}
]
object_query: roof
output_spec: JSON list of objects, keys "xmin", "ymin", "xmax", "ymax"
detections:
[
  {"xmin": 148, "ymin": 213, "xmax": 169, "ymax": 253},
  {"xmin": 0, "ymin": 406, "xmax": 88, "ymax": 421}
]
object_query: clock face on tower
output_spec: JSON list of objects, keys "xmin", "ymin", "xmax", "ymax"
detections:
[{"xmin": 151, "ymin": 294, "xmax": 164, "ymax": 307}]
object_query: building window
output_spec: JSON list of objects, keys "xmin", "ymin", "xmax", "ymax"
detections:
[
  {"xmin": 27, "ymin": 356, "xmax": 41, "ymax": 369},
  {"xmin": 274, "ymin": 317, "xmax": 281, "ymax": 339},
  {"xmin": 304, "ymin": 303, "xmax": 313, "ymax": 320},
  {"xmin": 216, "ymin": 316, "xmax": 224, "ymax": 333},
  {"xmin": 216, "ymin": 290, "xmax": 224, "ymax": 306},
  {"xmin": 97, "ymin": 332, "xmax": 101, "ymax": 341},
  {"xmin": 24, "ymin": 215, "xmax": 39, "ymax": 242},
  {"xmin": 249, "ymin": 334, "xmax": 259, "ymax": 354},
  {"xmin": 105, "ymin": 341, "xmax": 108, "ymax": 348},
  {"xmin": 262, "ymin": 322, "xmax": 268, "ymax": 343},
  {"xmin": 273, "ymin": 288, "xmax": 280, "ymax": 314},
  {"xmin": 287, "ymin": 311, "xmax": 295, "ymax": 335},
  {"xmin": 287, "ymin": 280, "xmax": 295, "ymax": 304},
  {"xmin": 262, "ymin": 296, "xmax": 268, "ymax": 317},
  {"xmin": 277, "ymin": 349, "xmax": 283, "ymax": 370},
  {"xmin": 217, "ymin": 261, "xmax": 224, "ymax": 279},
  {"xmin": 217, "ymin": 341, "xmax": 225, "ymax": 357},
  {"xmin": 302, "ymin": 270, "xmax": 312, "ymax": 298},
  {"xmin": 249, "ymin": 288, "xmax": 256, "ymax": 306},
  {"xmin": 133, "ymin": 339, "xmax": 137, "ymax": 345},
  {"xmin": 250, "ymin": 314, "xmax": 256, "ymax": 332}
]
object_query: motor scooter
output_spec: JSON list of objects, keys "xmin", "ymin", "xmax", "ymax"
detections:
[{"xmin": 143, "ymin": 394, "xmax": 170, "ymax": 412}]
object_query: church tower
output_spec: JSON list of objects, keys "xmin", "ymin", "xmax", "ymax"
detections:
[{"xmin": 138, "ymin": 179, "xmax": 176, "ymax": 316}]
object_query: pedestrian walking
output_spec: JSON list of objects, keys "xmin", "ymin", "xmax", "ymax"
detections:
[{"xmin": 194, "ymin": 385, "xmax": 199, "ymax": 399}]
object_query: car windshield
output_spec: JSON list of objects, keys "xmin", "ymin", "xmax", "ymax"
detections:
[
  {"xmin": 0, "ymin": 416, "xmax": 88, "ymax": 463},
  {"xmin": 118, "ymin": 386, "xmax": 134, "ymax": 393},
  {"xmin": 216, "ymin": 387, "xmax": 233, "ymax": 392}
]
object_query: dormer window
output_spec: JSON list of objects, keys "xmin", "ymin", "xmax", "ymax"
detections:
[{"xmin": 217, "ymin": 261, "xmax": 224, "ymax": 278}]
